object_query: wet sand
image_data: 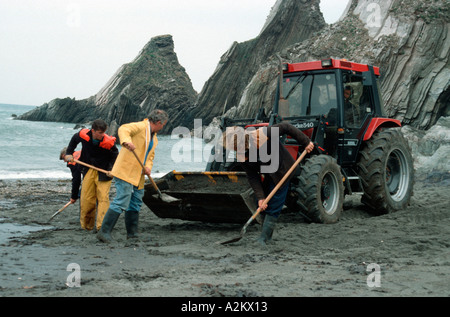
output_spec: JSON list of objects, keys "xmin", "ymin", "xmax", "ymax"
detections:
[{"xmin": 0, "ymin": 175, "xmax": 449, "ymax": 298}]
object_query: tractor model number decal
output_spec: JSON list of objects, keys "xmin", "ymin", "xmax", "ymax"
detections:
[{"xmin": 293, "ymin": 122, "xmax": 314, "ymax": 129}]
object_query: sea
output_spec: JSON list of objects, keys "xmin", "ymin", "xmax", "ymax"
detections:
[{"xmin": 0, "ymin": 103, "xmax": 213, "ymax": 180}]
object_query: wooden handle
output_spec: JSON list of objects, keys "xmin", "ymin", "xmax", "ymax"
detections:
[
  {"xmin": 74, "ymin": 159, "xmax": 110, "ymax": 175},
  {"xmin": 130, "ymin": 149, "xmax": 161, "ymax": 194},
  {"xmin": 59, "ymin": 201, "xmax": 72, "ymax": 212},
  {"xmin": 251, "ymin": 149, "xmax": 308, "ymax": 220},
  {"xmin": 131, "ymin": 149, "xmax": 145, "ymax": 169},
  {"xmin": 49, "ymin": 201, "xmax": 73, "ymax": 221}
]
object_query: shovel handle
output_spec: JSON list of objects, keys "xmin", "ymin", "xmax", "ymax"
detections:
[
  {"xmin": 59, "ymin": 201, "xmax": 73, "ymax": 212},
  {"xmin": 130, "ymin": 149, "xmax": 162, "ymax": 194},
  {"xmin": 250, "ymin": 149, "xmax": 308, "ymax": 221},
  {"xmin": 49, "ymin": 201, "xmax": 72, "ymax": 221},
  {"xmin": 221, "ymin": 149, "xmax": 309, "ymax": 245},
  {"xmin": 74, "ymin": 159, "xmax": 110, "ymax": 175}
]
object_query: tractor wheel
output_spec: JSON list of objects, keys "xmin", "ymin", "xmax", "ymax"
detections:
[
  {"xmin": 357, "ymin": 128, "xmax": 414, "ymax": 215},
  {"xmin": 290, "ymin": 155, "xmax": 344, "ymax": 223}
]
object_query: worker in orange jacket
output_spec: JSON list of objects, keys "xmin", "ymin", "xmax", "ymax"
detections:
[{"xmin": 65, "ymin": 119, "xmax": 118, "ymax": 231}]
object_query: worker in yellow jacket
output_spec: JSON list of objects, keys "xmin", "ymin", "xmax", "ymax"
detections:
[{"xmin": 97, "ymin": 109, "xmax": 169, "ymax": 243}]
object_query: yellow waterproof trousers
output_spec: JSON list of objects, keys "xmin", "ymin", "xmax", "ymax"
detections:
[{"xmin": 80, "ymin": 169, "xmax": 112, "ymax": 231}]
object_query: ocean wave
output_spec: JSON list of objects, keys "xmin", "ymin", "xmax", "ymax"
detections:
[{"xmin": 0, "ymin": 170, "xmax": 72, "ymax": 180}]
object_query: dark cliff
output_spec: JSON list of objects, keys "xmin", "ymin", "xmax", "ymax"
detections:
[
  {"xmin": 18, "ymin": 0, "xmax": 449, "ymax": 134},
  {"xmin": 18, "ymin": 35, "xmax": 196, "ymax": 135},
  {"xmin": 188, "ymin": 0, "xmax": 327, "ymax": 128},
  {"xmin": 224, "ymin": 0, "xmax": 449, "ymax": 130}
]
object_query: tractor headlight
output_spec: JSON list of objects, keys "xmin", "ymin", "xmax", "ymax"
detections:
[{"xmin": 321, "ymin": 59, "xmax": 333, "ymax": 67}]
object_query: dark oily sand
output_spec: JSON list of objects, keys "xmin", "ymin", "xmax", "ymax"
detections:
[{"xmin": 0, "ymin": 177, "xmax": 449, "ymax": 297}]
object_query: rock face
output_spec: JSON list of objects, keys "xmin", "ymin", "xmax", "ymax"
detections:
[
  {"xmin": 189, "ymin": 0, "xmax": 327, "ymax": 128},
  {"xmin": 18, "ymin": 35, "xmax": 197, "ymax": 136},
  {"xmin": 18, "ymin": 0, "xmax": 448, "ymax": 136},
  {"xmin": 16, "ymin": 96, "xmax": 97, "ymax": 123},
  {"xmin": 402, "ymin": 116, "xmax": 450, "ymax": 181},
  {"xmin": 210, "ymin": 0, "xmax": 448, "ymax": 177},
  {"xmin": 224, "ymin": 0, "xmax": 449, "ymax": 130}
]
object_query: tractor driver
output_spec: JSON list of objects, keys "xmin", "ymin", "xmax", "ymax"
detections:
[
  {"xmin": 344, "ymin": 85, "xmax": 360, "ymax": 127},
  {"xmin": 222, "ymin": 122, "xmax": 314, "ymax": 246}
]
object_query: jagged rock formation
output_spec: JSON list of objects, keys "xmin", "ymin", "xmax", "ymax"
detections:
[
  {"xmin": 18, "ymin": 0, "xmax": 448, "ymax": 137},
  {"xmin": 17, "ymin": 96, "xmax": 97, "ymax": 123},
  {"xmin": 188, "ymin": 0, "xmax": 327, "ymax": 128},
  {"xmin": 17, "ymin": 35, "xmax": 196, "ymax": 136},
  {"xmin": 224, "ymin": 0, "xmax": 449, "ymax": 130},
  {"xmin": 402, "ymin": 116, "xmax": 450, "ymax": 181}
]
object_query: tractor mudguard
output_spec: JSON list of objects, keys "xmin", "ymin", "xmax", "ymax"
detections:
[{"xmin": 363, "ymin": 118, "xmax": 401, "ymax": 141}]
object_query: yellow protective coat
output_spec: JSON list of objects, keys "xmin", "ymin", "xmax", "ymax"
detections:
[
  {"xmin": 80, "ymin": 169, "xmax": 112, "ymax": 231},
  {"xmin": 111, "ymin": 119, "xmax": 158, "ymax": 189}
]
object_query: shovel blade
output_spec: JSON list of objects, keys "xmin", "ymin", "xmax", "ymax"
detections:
[
  {"xmin": 152, "ymin": 193, "xmax": 181, "ymax": 203},
  {"xmin": 217, "ymin": 221, "xmax": 251, "ymax": 245}
]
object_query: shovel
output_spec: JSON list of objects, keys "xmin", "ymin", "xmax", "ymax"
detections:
[
  {"xmin": 218, "ymin": 149, "xmax": 308, "ymax": 245},
  {"xmin": 48, "ymin": 201, "xmax": 72, "ymax": 222},
  {"xmin": 130, "ymin": 149, "xmax": 180, "ymax": 203},
  {"xmin": 74, "ymin": 159, "xmax": 111, "ymax": 175}
]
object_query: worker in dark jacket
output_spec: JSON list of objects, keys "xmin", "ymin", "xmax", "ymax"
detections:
[
  {"xmin": 64, "ymin": 119, "xmax": 119, "ymax": 231},
  {"xmin": 222, "ymin": 122, "xmax": 314, "ymax": 245}
]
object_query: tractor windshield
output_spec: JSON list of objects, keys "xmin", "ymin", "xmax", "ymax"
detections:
[{"xmin": 283, "ymin": 72, "xmax": 338, "ymax": 117}]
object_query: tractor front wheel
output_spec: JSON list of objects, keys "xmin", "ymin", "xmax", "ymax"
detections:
[{"xmin": 290, "ymin": 155, "xmax": 344, "ymax": 223}]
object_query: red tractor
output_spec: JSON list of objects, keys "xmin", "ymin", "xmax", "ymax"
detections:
[
  {"xmin": 144, "ymin": 59, "xmax": 414, "ymax": 225},
  {"xmin": 206, "ymin": 58, "xmax": 414, "ymax": 223}
]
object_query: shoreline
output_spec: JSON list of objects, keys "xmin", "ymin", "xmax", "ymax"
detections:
[{"xmin": 1, "ymin": 177, "xmax": 449, "ymax": 297}]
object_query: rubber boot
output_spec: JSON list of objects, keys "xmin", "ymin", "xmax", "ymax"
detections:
[
  {"xmin": 96, "ymin": 209, "xmax": 120, "ymax": 243},
  {"xmin": 125, "ymin": 210, "xmax": 139, "ymax": 240},
  {"xmin": 256, "ymin": 214, "xmax": 278, "ymax": 246}
]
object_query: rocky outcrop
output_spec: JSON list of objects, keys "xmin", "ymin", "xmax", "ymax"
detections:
[
  {"xmin": 353, "ymin": 0, "xmax": 449, "ymax": 129},
  {"xmin": 402, "ymin": 116, "xmax": 450, "ymax": 181},
  {"xmin": 17, "ymin": 96, "xmax": 97, "ymax": 123},
  {"xmin": 94, "ymin": 34, "xmax": 197, "ymax": 134},
  {"xmin": 18, "ymin": 0, "xmax": 448, "ymax": 137},
  {"xmin": 188, "ymin": 0, "xmax": 327, "ymax": 128},
  {"xmin": 224, "ymin": 0, "xmax": 449, "ymax": 130},
  {"xmin": 18, "ymin": 35, "xmax": 197, "ymax": 136}
]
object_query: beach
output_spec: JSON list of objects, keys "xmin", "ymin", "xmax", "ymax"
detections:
[{"xmin": 0, "ymin": 172, "xmax": 449, "ymax": 298}]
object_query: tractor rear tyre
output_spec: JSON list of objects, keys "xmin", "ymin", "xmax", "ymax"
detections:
[
  {"xmin": 290, "ymin": 155, "xmax": 344, "ymax": 224},
  {"xmin": 357, "ymin": 128, "xmax": 414, "ymax": 215}
]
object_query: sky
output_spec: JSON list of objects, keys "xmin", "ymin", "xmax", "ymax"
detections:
[{"xmin": 0, "ymin": 0, "xmax": 350, "ymax": 106}]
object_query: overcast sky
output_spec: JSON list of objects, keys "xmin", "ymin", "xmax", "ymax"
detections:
[{"xmin": 0, "ymin": 0, "xmax": 349, "ymax": 106}]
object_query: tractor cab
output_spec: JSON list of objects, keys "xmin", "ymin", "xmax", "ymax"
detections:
[{"xmin": 276, "ymin": 59, "xmax": 392, "ymax": 166}]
